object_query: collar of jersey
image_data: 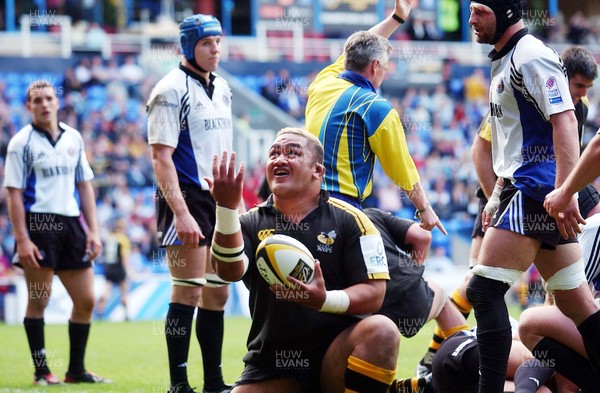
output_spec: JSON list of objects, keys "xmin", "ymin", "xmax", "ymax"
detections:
[
  {"xmin": 337, "ymin": 70, "xmax": 376, "ymax": 93},
  {"xmin": 178, "ymin": 63, "xmax": 215, "ymax": 88},
  {"xmin": 31, "ymin": 122, "xmax": 65, "ymax": 146},
  {"xmin": 488, "ymin": 27, "xmax": 528, "ymax": 61},
  {"xmin": 258, "ymin": 190, "xmax": 330, "ymax": 210}
]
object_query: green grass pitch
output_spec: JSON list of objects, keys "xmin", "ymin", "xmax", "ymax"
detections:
[{"xmin": 0, "ymin": 310, "xmax": 496, "ymax": 392}]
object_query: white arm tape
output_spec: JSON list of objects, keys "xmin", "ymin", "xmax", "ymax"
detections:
[
  {"xmin": 211, "ymin": 241, "xmax": 245, "ymax": 263},
  {"xmin": 215, "ymin": 205, "xmax": 241, "ymax": 235},
  {"xmin": 319, "ymin": 290, "xmax": 350, "ymax": 314}
]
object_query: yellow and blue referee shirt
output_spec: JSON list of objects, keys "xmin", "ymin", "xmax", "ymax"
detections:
[{"xmin": 305, "ymin": 55, "xmax": 419, "ymax": 201}]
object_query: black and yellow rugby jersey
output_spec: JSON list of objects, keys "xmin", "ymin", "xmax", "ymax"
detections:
[{"xmin": 238, "ymin": 191, "xmax": 388, "ymax": 368}]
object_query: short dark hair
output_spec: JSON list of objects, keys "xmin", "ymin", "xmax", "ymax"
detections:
[{"xmin": 561, "ymin": 46, "xmax": 598, "ymax": 81}]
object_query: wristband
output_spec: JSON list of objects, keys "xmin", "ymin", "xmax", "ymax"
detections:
[
  {"xmin": 211, "ymin": 241, "xmax": 244, "ymax": 263},
  {"xmin": 215, "ymin": 205, "xmax": 240, "ymax": 235},
  {"xmin": 392, "ymin": 14, "xmax": 405, "ymax": 24},
  {"xmin": 319, "ymin": 290, "xmax": 350, "ymax": 314},
  {"xmin": 414, "ymin": 202, "xmax": 430, "ymax": 221}
]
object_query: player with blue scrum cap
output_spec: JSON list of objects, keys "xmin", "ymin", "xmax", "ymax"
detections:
[{"xmin": 147, "ymin": 13, "xmax": 239, "ymax": 393}]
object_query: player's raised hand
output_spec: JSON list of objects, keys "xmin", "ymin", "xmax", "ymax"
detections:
[{"xmin": 206, "ymin": 151, "xmax": 246, "ymax": 210}]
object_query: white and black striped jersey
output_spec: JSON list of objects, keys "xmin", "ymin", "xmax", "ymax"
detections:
[
  {"xmin": 3, "ymin": 122, "xmax": 94, "ymax": 216},
  {"xmin": 488, "ymin": 29, "xmax": 575, "ymax": 201},
  {"xmin": 147, "ymin": 64, "xmax": 233, "ymax": 190}
]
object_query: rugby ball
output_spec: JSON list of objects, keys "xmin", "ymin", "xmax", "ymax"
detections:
[{"xmin": 255, "ymin": 234, "xmax": 315, "ymax": 286}]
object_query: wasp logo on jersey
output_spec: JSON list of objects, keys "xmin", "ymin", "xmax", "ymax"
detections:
[
  {"xmin": 257, "ymin": 229, "xmax": 275, "ymax": 241},
  {"xmin": 316, "ymin": 230, "xmax": 336, "ymax": 253},
  {"xmin": 317, "ymin": 230, "xmax": 336, "ymax": 245}
]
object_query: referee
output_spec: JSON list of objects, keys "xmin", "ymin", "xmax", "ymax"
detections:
[{"xmin": 4, "ymin": 80, "xmax": 109, "ymax": 385}]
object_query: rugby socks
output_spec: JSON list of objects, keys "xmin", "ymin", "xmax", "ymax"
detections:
[
  {"xmin": 532, "ymin": 337, "xmax": 600, "ymax": 392},
  {"xmin": 513, "ymin": 358, "xmax": 554, "ymax": 393},
  {"xmin": 466, "ymin": 275, "xmax": 512, "ymax": 392},
  {"xmin": 345, "ymin": 355, "xmax": 395, "ymax": 393},
  {"xmin": 68, "ymin": 321, "xmax": 90, "ymax": 374},
  {"xmin": 450, "ymin": 288, "xmax": 472, "ymax": 319},
  {"xmin": 196, "ymin": 307, "xmax": 226, "ymax": 391},
  {"xmin": 577, "ymin": 309, "xmax": 600, "ymax": 372},
  {"xmin": 166, "ymin": 303, "xmax": 195, "ymax": 386},
  {"xmin": 442, "ymin": 324, "xmax": 470, "ymax": 339},
  {"xmin": 24, "ymin": 317, "xmax": 51, "ymax": 376},
  {"xmin": 390, "ymin": 376, "xmax": 433, "ymax": 393}
]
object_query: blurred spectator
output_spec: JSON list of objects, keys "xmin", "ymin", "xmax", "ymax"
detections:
[
  {"xmin": 567, "ymin": 11, "xmax": 593, "ymax": 44},
  {"xmin": 260, "ymin": 70, "xmax": 279, "ymax": 105},
  {"xmin": 74, "ymin": 58, "xmax": 93, "ymax": 86},
  {"xmin": 463, "ymin": 68, "xmax": 488, "ymax": 104},
  {"xmin": 119, "ymin": 56, "xmax": 144, "ymax": 98},
  {"xmin": 62, "ymin": 67, "xmax": 84, "ymax": 94},
  {"xmin": 86, "ymin": 22, "xmax": 108, "ymax": 50}
]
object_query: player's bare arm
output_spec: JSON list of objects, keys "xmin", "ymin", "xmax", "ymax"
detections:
[
  {"xmin": 208, "ymin": 152, "xmax": 246, "ymax": 281},
  {"xmin": 472, "ymin": 134, "xmax": 496, "ymax": 199},
  {"xmin": 151, "ymin": 143, "xmax": 203, "ymax": 248},
  {"xmin": 77, "ymin": 180, "xmax": 102, "ymax": 260},
  {"xmin": 550, "ymin": 110, "xmax": 585, "ymax": 238},
  {"xmin": 545, "ymin": 132, "xmax": 600, "ymax": 217},
  {"xmin": 284, "ymin": 261, "xmax": 386, "ymax": 314},
  {"xmin": 6, "ymin": 187, "xmax": 43, "ymax": 269}
]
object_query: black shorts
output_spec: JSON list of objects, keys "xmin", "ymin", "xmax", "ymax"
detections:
[
  {"xmin": 235, "ymin": 355, "xmax": 325, "ymax": 393},
  {"xmin": 156, "ymin": 184, "xmax": 216, "ymax": 247},
  {"xmin": 377, "ymin": 275, "xmax": 434, "ymax": 338},
  {"xmin": 471, "ymin": 188, "xmax": 487, "ymax": 239},
  {"xmin": 432, "ymin": 331, "xmax": 479, "ymax": 393},
  {"xmin": 13, "ymin": 213, "xmax": 91, "ymax": 271},
  {"xmin": 104, "ymin": 264, "xmax": 126, "ymax": 283},
  {"xmin": 492, "ymin": 182, "xmax": 578, "ymax": 250}
]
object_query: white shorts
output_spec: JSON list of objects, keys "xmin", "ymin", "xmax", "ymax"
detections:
[{"xmin": 580, "ymin": 213, "xmax": 600, "ymax": 288}]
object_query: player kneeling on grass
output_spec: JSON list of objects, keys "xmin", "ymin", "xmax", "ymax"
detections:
[
  {"xmin": 208, "ymin": 128, "xmax": 399, "ymax": 393},
  {"xmin": 4, "ymin": 80, "xmax": 110, "ymax": 385}
]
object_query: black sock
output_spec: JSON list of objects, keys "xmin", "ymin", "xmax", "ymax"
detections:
[
  {"xmin": 533, "ymin": 337, "xmax": 600, "ymax": 391},
  {"xmin": 466, "ymin": 275, "xmax": 511, "ymax": 392},
  {"xmin": 196, "ymin": 308, "xmax": 225, "ymax": 390},
  {"xmin": 513, "ymin": 358, "xmax": 554, "ymax": 393},
  {"xmin": 577, "ymin": 309, "xmax": 600, "ymax": 372},
  {"xmin": 166, "ymin": 303, "xmax": 195, "ymax": 387},
  {"xmin": 68, "ymin": 321, "xmax": 90, "ymax": 374},
  {"xmin": 24, "ymin": 317, "xmax": 50, "ymax": 376}
]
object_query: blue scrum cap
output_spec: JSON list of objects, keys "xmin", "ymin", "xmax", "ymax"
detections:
[{"xmin": 179, "ymin": 14, "xmax": 222, "ymax": 60}]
